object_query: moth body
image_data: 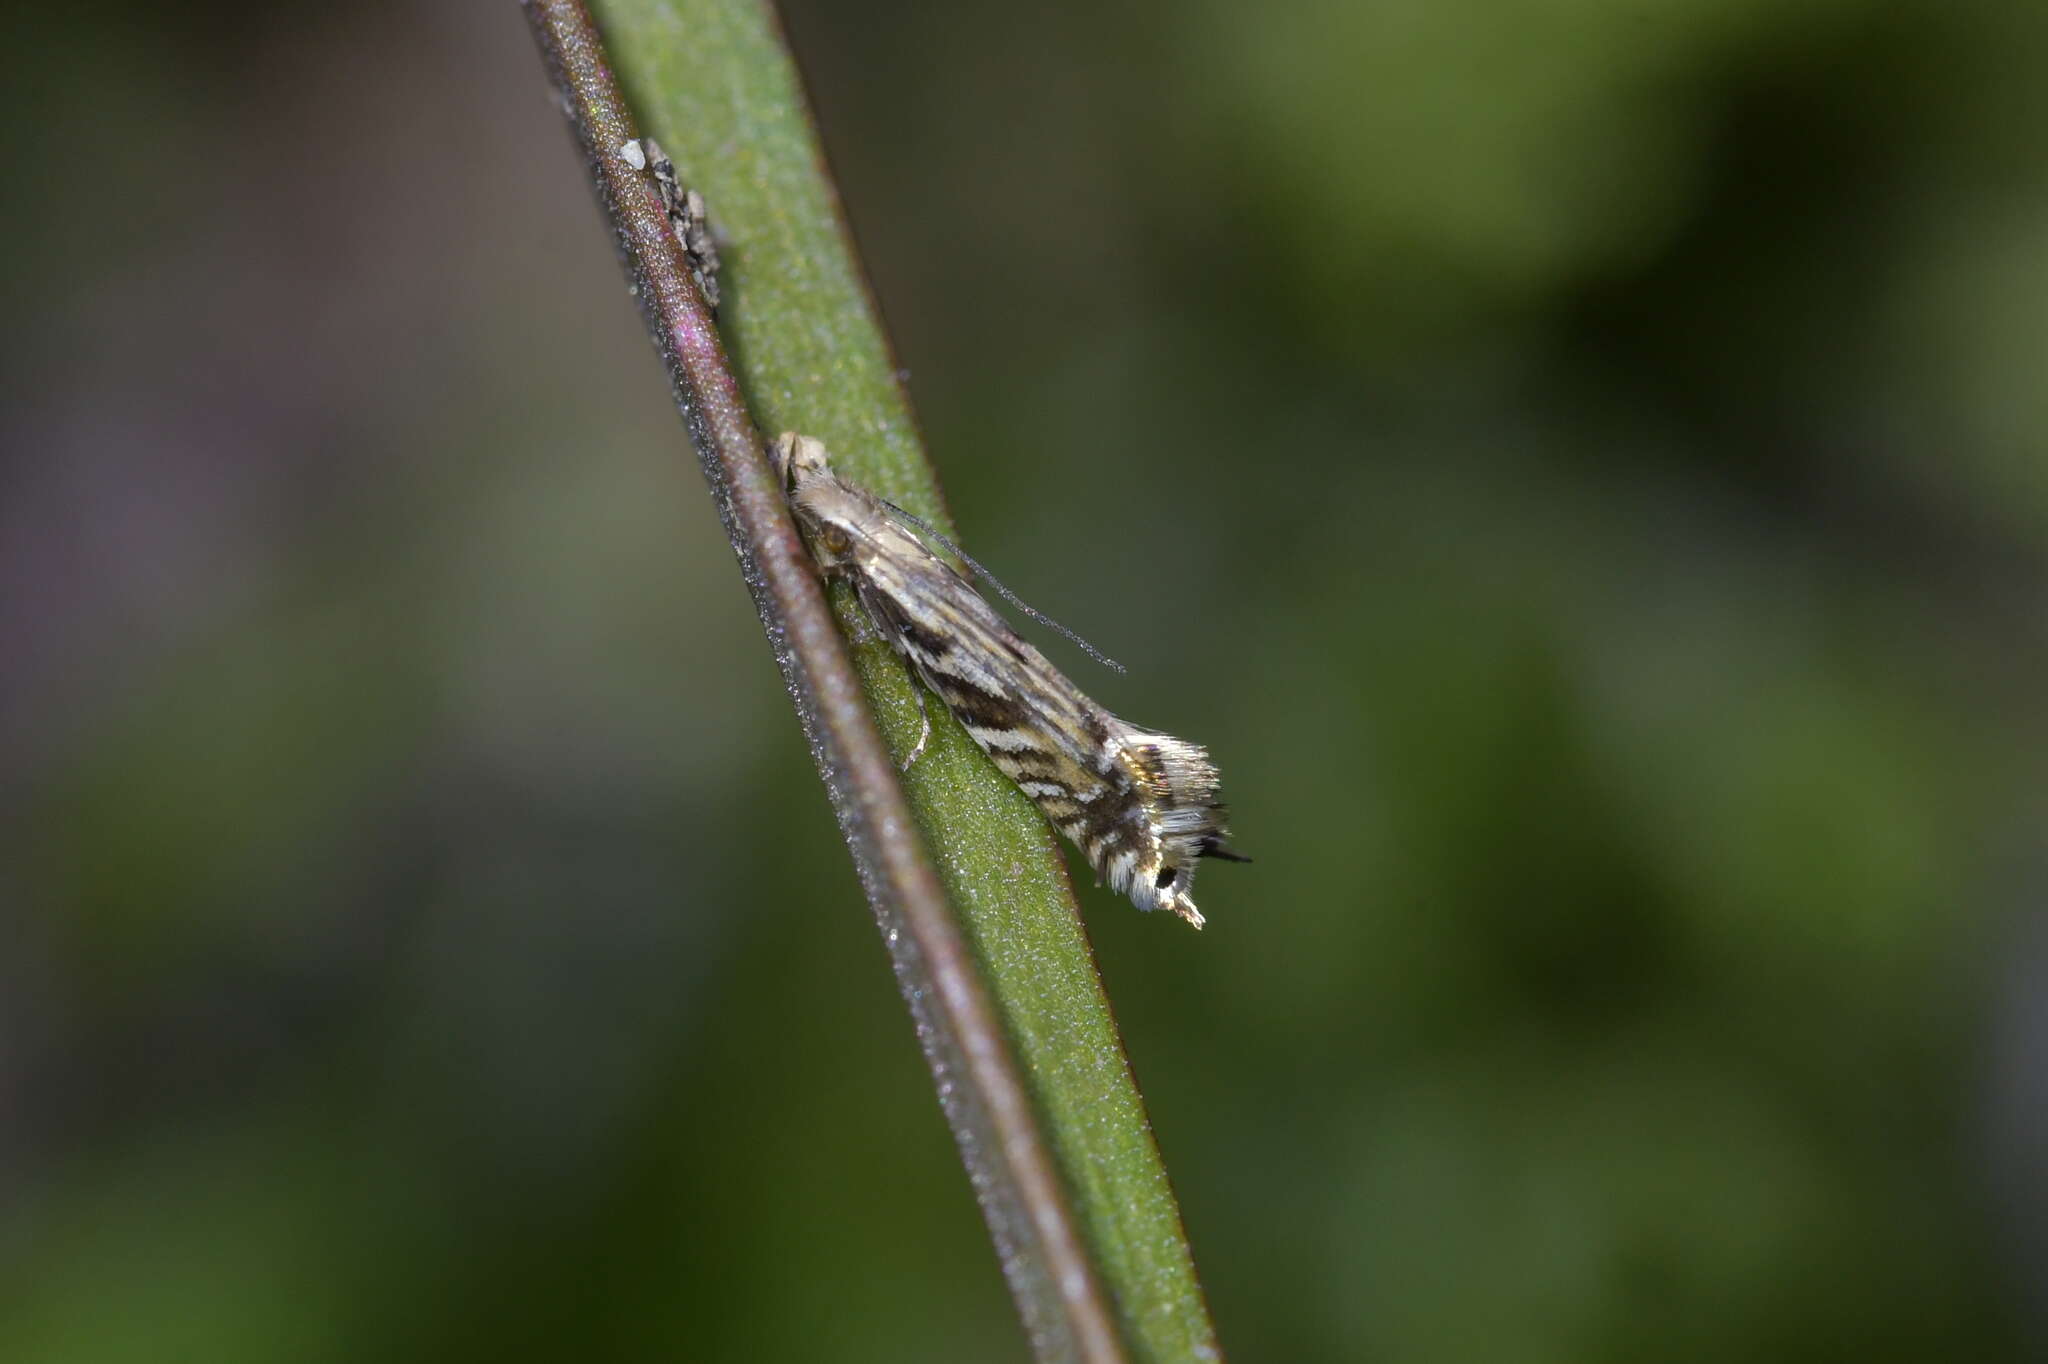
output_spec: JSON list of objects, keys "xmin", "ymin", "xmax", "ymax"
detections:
[{"xmin": 772, "ymin": 433, "xmax": 1241, "ymax": 928}]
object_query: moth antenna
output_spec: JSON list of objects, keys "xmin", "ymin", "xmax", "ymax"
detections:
[{"xmin": 879, "ymin": 498, "xmax": 1127, "ymax": 674}]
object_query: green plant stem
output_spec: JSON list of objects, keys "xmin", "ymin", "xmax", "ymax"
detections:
[{"xmin": 521, "ymin": 2, "xmax": 1219, "ymax": 1358}]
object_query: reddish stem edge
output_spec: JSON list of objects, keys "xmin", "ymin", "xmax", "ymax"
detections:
[{"xmin": 519, "ymin": 3, "xmax": 1129, "ymax": 1359}]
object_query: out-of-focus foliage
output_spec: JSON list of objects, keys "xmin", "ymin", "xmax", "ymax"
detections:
[{"xmin": 2, "ymin": 1, "xmax": 2042, "ymax": 1361}]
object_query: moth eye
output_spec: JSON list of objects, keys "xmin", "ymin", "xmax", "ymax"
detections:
[
  {"xmin": 1154, "ymin": 866, "xmax": 1178, "ymax": 890},
  {"xmin": 820, "ymin": 524, "xmax": 853, "ymax": 555}
]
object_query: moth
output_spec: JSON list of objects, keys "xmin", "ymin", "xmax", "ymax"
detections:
[{"xmin": 771, "ymin": 432, "xmax": 1244, "ymax": 928}]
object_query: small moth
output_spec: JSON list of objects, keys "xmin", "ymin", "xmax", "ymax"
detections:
[
  {"xmin": 638, "ymin": 138, "xmax": 721, "ymax": 315},
  {"xmin": 771, "ymin": 432, "xmax": 1244, "ymax": 928}
]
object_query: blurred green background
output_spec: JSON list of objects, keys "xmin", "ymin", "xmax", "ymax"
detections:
[{"xmin": 5, "ymin": 0, "xmax": 2046, "ymax": 1359}]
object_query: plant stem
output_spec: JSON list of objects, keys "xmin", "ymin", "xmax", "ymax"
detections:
[{"xmin": 521, "ymin": 3, "xmax": 1220, "ymax": 1358}]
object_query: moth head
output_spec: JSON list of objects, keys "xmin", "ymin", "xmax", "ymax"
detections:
[
  {"xmin": 771, "ymin": 434, "xmax": 879, "ymax": 572},
  {"xmin": 769, "ymin": 431, "xmax": 834, "ymax": 488},
  {"xmin": 792, "ymin": 489, "xmax": 869, "ymax": 570}
]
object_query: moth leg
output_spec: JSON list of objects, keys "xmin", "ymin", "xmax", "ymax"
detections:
[{"xmin": 900, "ymin": 682, "xmax": 932, "ymax": 771}]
